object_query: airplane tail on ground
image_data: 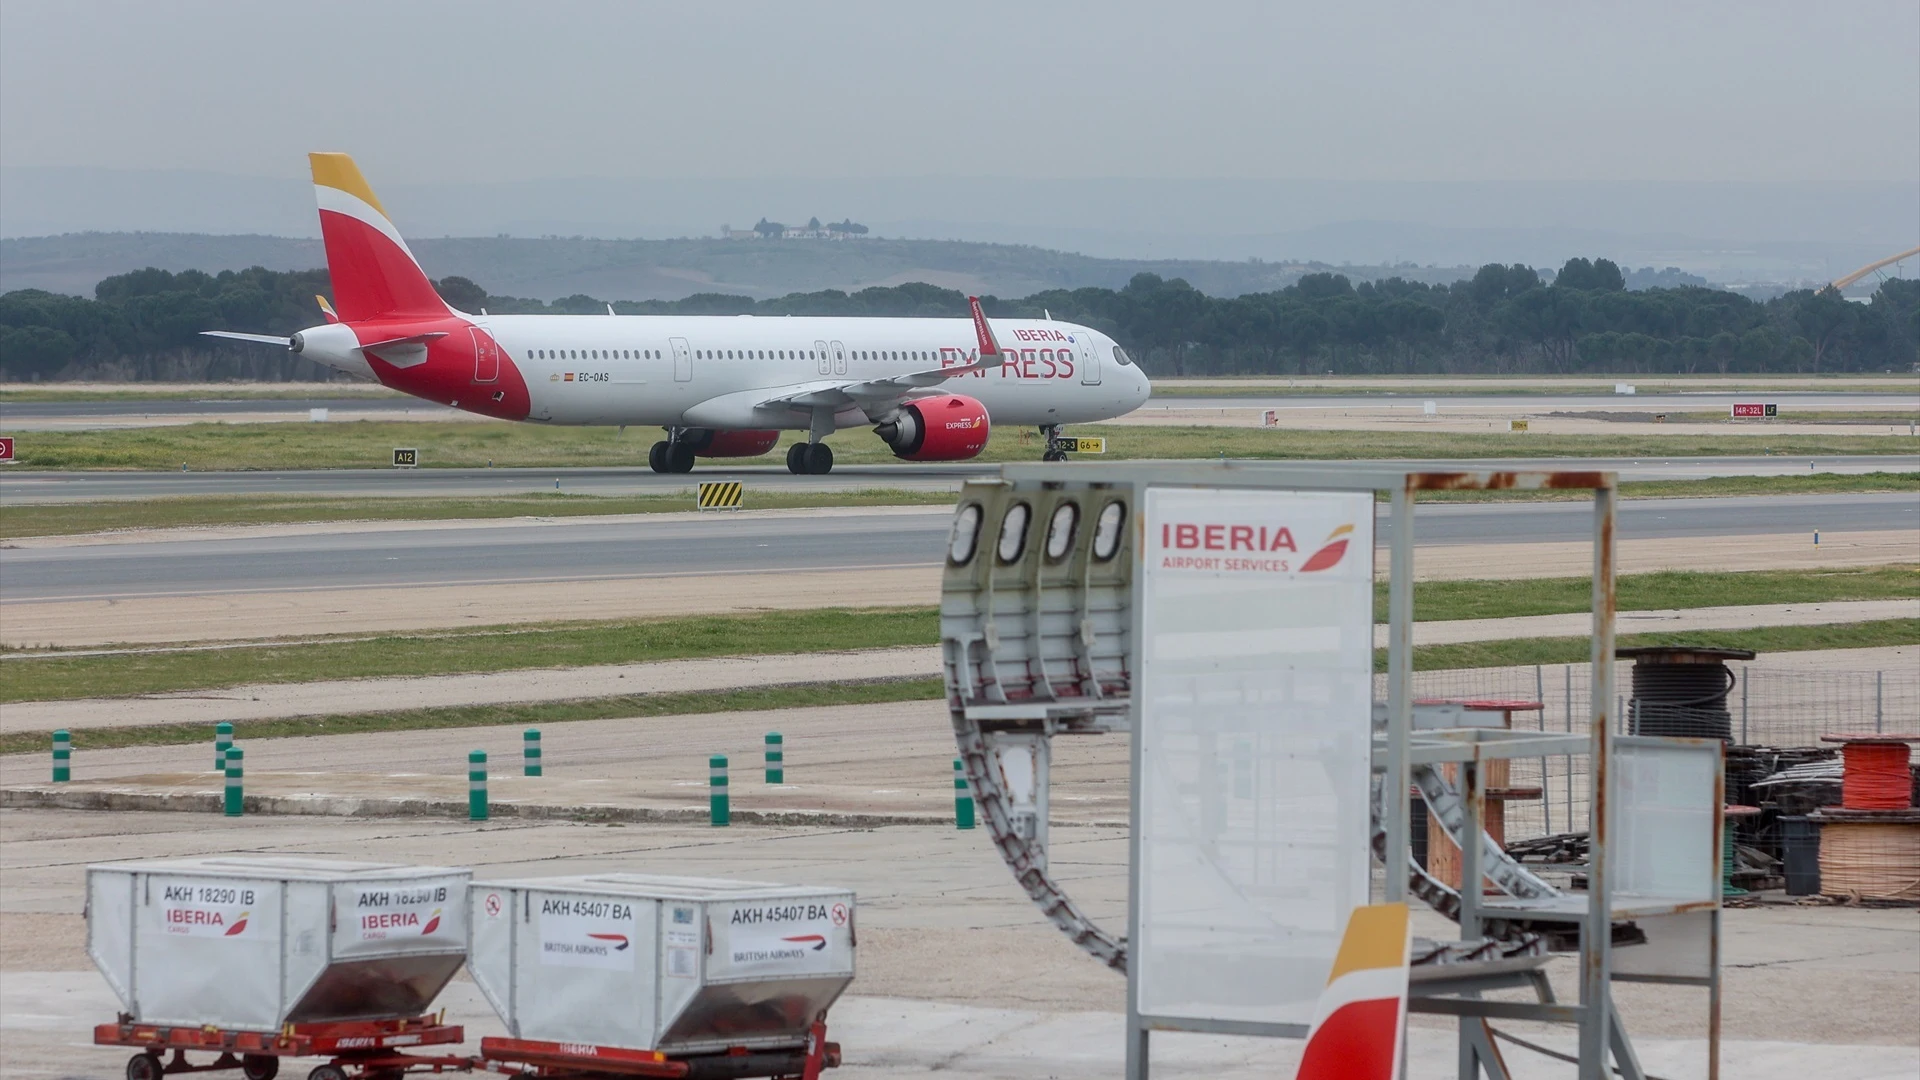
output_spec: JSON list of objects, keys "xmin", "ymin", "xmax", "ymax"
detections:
[
  {"xmin": 309, "ymin": 152, "xmax": 450, "ymax": 322},
  {"xmin": 1294, "ymin": 902, "xmax": 1412, "ymax": 1080}
]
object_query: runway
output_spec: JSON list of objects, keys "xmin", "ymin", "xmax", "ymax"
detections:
[
  {"xmin": 3, "ymin": 455, "xmax": 1916, "ymax": 504},
  {"xmin": 3, "ymin": 494, "xmax": 1912, "ymax": 603}
]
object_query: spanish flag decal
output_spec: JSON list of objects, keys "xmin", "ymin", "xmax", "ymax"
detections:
[
  {"xmin": 1294, "ymin": 903, "xmax": 1410, "ymax": 1080},
  {"xmin": 1300, "ymin": 523, "xmax": 1355, "ymax": 573}
]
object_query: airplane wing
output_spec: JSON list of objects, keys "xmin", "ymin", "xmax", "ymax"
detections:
[
  {"xmin": 201, "ymin": 331, "xmax": 293, "ymax": 347},
  {"xmin": 696, "ymin": 296, "xmax": 1007, "ymax": 422}
]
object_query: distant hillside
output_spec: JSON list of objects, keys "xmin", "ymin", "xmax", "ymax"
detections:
[{"xmin": 0, "ymin": 232, "xmax": 1477, "ymax": 302}]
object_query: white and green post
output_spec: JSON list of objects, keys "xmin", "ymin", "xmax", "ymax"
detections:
[
  {"xmin": 953, "ymin": 758, "xmax": 975, "ymax": 830},
  {"xmin": 215, "ymin": 722, "xmax": 233, "ymax": 772},
  {"xmin": 710, "ymin": 755, "xmax": 730, "ymax": 826},
  {"xmin": 523, "ymin": 729, "xmax": 542, "ymax": 777},
  {"xmin": 469, "ymin": 750, "xmax": 488, "ymax": 822},
  {"xmin": 52, "ymin": 730, "xmax": 71, "ymax": 783},
  {"xmin": 223, "ymin": 747, "xmax": 243, "ymax": 817},
  {"xmin": 764, "ymin": 732, "xmax": 783, "ymax": 784}
]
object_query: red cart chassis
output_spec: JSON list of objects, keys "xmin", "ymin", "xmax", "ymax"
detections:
[
  {"xmin": 479, "ymin": 1020, "xmax": 838, "ymax": 1079},
  {"xmin": 95, "ymin": 1014, "xmax": 472, "ymax": 1080}
]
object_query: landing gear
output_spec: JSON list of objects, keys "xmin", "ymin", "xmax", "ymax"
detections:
[
  {"xmin": 787, "ymin": 441, "xmax": 834, "ymax": 475},
  {"xmin": 1041, "ymin": 424, "xmax": 1070, "ymax": 463},
  {"xmin": 648, "ymin": 433, "xmax": 696, "ymax": 474}
]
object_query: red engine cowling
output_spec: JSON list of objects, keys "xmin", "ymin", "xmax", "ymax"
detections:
[
  {"xmin": 875, "ymin": 394, "xmax": 991, "ymax": 461},
  {"xmin": 687, "ymin": 429, "xmax": 780, "ymax": 458}
]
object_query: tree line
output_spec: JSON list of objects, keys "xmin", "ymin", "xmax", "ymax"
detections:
[{"xmin": 2, "ymin": 258, "xmax": 1914, "ymax": 381}]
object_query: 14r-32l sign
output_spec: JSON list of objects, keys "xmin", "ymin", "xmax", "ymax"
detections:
[{"xmin": 1730, "ymin": 403, "xmax": 1777, "ymax": 418}]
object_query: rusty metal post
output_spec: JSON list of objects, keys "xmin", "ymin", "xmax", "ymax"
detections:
[
  {"xmin": 1580, "ymin": 480, "xmax": 1618, "ymax": 1080},
  {"xmin": 1457, "ymin": 756, "xmax": 1486, "ymax": 1080},
  {"xmin": 1383, "ymin": 483, "xmax": 1416, "ymax": 905}
]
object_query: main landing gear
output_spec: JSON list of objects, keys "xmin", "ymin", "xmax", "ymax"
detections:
[
  {"xmin": 1040, "ymin": 424, "xmax": 1071, "ymax": 463},
  {"xmin": 648, "ymin": 431, "xmax": 695, "ymax": 474},
  {"xmin": 786, "ymin": 441, "xmax": 834, "ymax": 475}
]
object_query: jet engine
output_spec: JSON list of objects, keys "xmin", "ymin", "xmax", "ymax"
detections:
[
  {"xmin": 685, "ymin": 429, "xmax": 780, "ymax": 458},
  {"xmin": 874, "ymin": 394, "xmax": 991, "ymax": 461}
]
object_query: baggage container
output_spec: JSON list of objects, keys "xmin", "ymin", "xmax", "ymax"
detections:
[
  {"xmin": 87, "ymin": 857, "xmax": 469, "ymax": 1031},
  {"xmin": 469, "ymin": 874, "xmax": 854, "ymax": 1054}
]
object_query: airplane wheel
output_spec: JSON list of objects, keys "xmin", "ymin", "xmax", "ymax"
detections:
[
  {"xmin": 1042, "ymin": 449, "xmax": 1067, "ymax": 463},
  {"xmin": 786, "ymin": 442, "xmax": 808, "ymax": 474},
  {"xmin": 803, "ymin": 442, "xmax": 834, "ymax": 475},
  {"xmin": 648, "ymin": 441, "xmax": 669, "ymax": 473},
  {"xmin": 667, "ymin": 442, "xmax": 696, "ymax": 473}
]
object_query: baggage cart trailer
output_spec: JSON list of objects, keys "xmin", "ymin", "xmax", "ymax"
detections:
[{"xmin": 94, "ymin": 1014, "xmax": 472, "ymax": 1080}]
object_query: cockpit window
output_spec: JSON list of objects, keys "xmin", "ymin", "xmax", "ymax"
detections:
[{"xmin": 1112, "ymin": 345, "xmax": 1134, "ymax": 367}]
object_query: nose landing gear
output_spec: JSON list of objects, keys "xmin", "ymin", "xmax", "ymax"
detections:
[
  {"xmin": 648, "ymin": 431, "xmax": 696, "ymax": 474},
  {"xmin": 1040, "ymin": 424, "xmax": 1071, "ymax": 463}
]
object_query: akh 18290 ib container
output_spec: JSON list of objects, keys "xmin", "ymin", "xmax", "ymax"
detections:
[
  {"xmin": 468, "ymin": 874, "xmax": 855, "ymax": 1054},
  {"xmin": 86, "ymin": 857, "xmax": 469, "ymax": 1031}
]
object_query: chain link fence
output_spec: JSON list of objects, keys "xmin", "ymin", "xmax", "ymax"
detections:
[{"xmin": 1376, "ymin": 662, "xmax": 1920, "ymax": 846}]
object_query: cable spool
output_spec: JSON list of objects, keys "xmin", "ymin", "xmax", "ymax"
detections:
[
  {"xmin": 1616, "ymin": 646, "xmax": 1755, "ymax": 742},
  {"xmin": 1821, "ymin": 734, "xmax": 1919, "ymax": 810},
  {"xmin": 1811, "ymin": 810, "xmax": 1920, "ymax": 902}
]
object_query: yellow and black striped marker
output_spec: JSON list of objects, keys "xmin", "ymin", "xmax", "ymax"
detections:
[
  {"xmin": 697, "ymin": 481, "xmax": 743, "ymax": 510},
  {"xmin": 1056, "ymin": 437, "xmax": 1106, "ymax": 454}
]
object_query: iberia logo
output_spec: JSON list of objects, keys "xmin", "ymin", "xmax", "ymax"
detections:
[
  {"xmin": 1299, "ymin": 524, "xmax": 1355, "ymax": 572},
  {"xmin": 587, "ymin": 933, "xmax": 631, "ymax": 951},
  {"xmin": 224, "ymin": 911, "xmax": 250, "ymax": 937},
  {"xmin": 782, "ymin": 934, "xmax": 828, "ymax": 951},
  {"xmin": 420, "ymin": 908, "xmax": 441, "ymax": 935}
]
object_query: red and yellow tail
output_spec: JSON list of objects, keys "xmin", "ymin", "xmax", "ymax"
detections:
[
  {"xmin": 310, "ymin": 153, "xmax": 448, "ymax": 322},
  {"xmin": 1294, "ymin": 903, "xmax": 1411, "ymax": 1080}
]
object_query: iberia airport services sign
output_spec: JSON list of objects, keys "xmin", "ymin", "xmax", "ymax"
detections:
[{"xmin": 1133, "ymin": 487, "xmax": 1374, "ymax": 1029}]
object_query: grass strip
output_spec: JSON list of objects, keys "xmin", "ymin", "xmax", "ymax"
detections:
[
  {"xmin": 1395, "ymin": 618, "xmax": 1919, "ymax": 673},
  {"xmin": 9, "ymin": 620, "xmax": 1912, "ymax": 757},
  {"xmin": 0, "ymin": 677, "xmax": 945, "ymax": 757},
  {"xmin": 0, "ymin": 489, "xmax": 956, "ymax": 538},
  {"xmin": 0, "ymin": 607, "xmax": 938, "ymax": 702},
  {"xmin": 1372, "ymin": 565, "xmax": 1920, "ymax": 623},
  {"xmin": 0, "ymin": 387, "xmax": 404, "ymax": 402},
  {"xmin": 8, "ymin": 419, "xmax": 1914, "ymax": 471},
  {"xmin": 4, "ymin": 569, "xmax": 1912, "ymax": 703}
]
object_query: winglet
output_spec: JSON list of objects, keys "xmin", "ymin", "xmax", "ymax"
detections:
[
  {"xmin": 968, "ymin": 296, "xmax": 1005, "ymax": 368},
  {"xmin": 315, "ymin": 295, "xmax": 340, "ymax": 324},
  {"xmin": 1294, "ymin": 903, "xmax": 1411, "ymax": 1080}
]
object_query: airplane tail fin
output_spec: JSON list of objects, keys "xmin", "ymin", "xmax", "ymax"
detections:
[
  {"xmin": 309, "ymin": 153, "xmax": 449, "ymax": 322},
  {"xmin": 1294, "ymin": 903, "xmax": 1411, "ymax": 1080}
]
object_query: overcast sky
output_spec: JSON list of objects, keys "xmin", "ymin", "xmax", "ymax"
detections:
[{"xmin": 3, "ymin": 0, "xmax": 1916, "ymax": 187}]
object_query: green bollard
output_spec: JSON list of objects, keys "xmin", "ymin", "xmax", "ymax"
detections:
[
  {"xmin": 215, "ymin": 722, "xmax": 233, "ymax": 773},
  {"xmin": 953, "ymin": 758, "xmax": 975, "ymax": 830},
  {"xmin": 710, "ymin": 755, "xmax": 730, "ymax": 826},
  {"xmin": 764, "ymin": 732, "xmax": 783, "ymax": 784},
  {"xmin": 469, "ymin": 750, "xmax": 488, "ymax": 822},
  {"xmin": 224, "ymin": 747, "xmax": 243, "ymax": 816},
  {"xmin": 523, "ymin": 729, "xmax": 542, "ymax": 777},
  {"xmin": 52, "ymin": 730, "xmax": 71, "ymax": 783}
]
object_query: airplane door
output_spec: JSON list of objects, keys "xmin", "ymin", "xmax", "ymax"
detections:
[
  {"xmin": 1078, "ymin": 334, "xmax": 1101, "ymax": 385},
  {"xmin": 830, "ymin": 340, "xmax": 848, "ymax": 376},
  {"xmin": 670, "ymin": 337, "xmax": 692, "ymax": 382},
  {"xmin": 470, "ymin": 327, "xmax": 499, "ymax": 383},
  {"xmin": 814, "ymin": 340, "xmax": 831, "ymax": 376}
]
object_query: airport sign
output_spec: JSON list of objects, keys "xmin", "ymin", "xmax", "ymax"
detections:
[
  {"xmin": 1058, "ymin": 437, "xmax": 1106, "ymax": 454},
  {"xmin": 1730, "ymin": 403, "xmax": 1777, "ymax": 418},
  {"xmin": 392, "ymin": 447, "xmax": 419, "ymax": 468},
  {"xmin": 0, "ymin": 437, "xmax": 13, "ymax": 462}
]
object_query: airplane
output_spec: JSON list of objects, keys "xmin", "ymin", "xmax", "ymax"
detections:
[{"xmin": 207, "ymin": 153, "xmax": 1151, "ymax": 474}]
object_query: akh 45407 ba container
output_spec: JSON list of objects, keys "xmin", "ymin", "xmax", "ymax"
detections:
[
  {"xmin": 468, "ymin": 874, "xmax": 855, "ymax": 1054},
  {"xmin": 87, "ymin": 857, "xmax": 469, "ymax": 1031}
]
